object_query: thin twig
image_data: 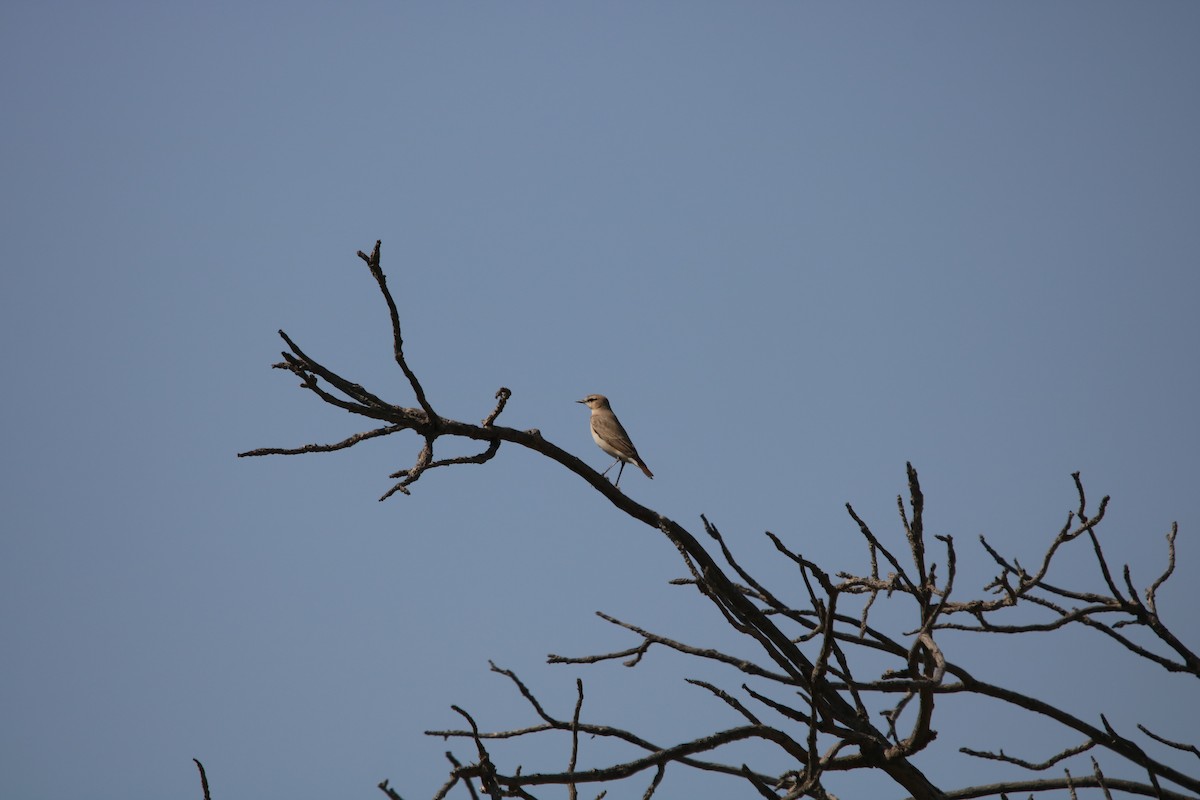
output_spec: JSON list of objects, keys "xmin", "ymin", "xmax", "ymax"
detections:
[
  {"xmin": 192, "ymin": 758, "xmax": 211, "ymax": 800},
  {"xmin": 960, "ymin": 739, "xmax": 1097, "ymax": 770},
  {"xmin": 568, "ymin": 679, "xmax": 583, "ymax": 800},
  {"xmin": 356, "ymin": 241, "xmax": 438, "ymax": 423}
]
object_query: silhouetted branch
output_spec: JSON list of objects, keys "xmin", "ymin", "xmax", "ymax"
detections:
[
  {"xmin": 641, "ymin": 763, "xmax": 666, "ymax": 800},
  {"xmin": 378, "ymin": 778, "xmax": 407, "ymax": 800},
  {"xmin": 1138, "ymin": 724, "xmax": 1200, "ymax": 760},
  {"xmin": 193, "ymin": 758, "xmax": 211, "ymax": 800},
  {"xmin": 244, "ymin": 241, "xmax": 1197, "ymax": 800},
  {"xmin": 960, "ymin": 739, "xmax": 1096, "ymax": 770},
  {"xmin": 929, "ymin": 775, "xmax": 1195, "ymax": 800},
  {"xmin": 568, "ymin": 679, "xmax": 583, "ymax": 800},
  {"xmin": 239, "ymin": 424, "xmax": 404, "ymax": 458},
  {"xmin": 559, "ymin": 611, "xmax": 793, "ymax": 684},
  {"xmin": 357, "ymin": 240, "xmax": 437, "ymax": 424}
]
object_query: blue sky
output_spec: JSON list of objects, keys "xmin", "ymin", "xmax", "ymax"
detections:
[{"xmin": 2, "ymin": 3, "xmax": 1198, "ymax": 799}]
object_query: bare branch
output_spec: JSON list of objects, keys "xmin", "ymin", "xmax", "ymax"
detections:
[
  {"xmin": 356, "ymin": 241, "xmax": 438, "ymax": 423},
  {"xmin": 640, "ymin": 764, "xmax": 666, "ymax": 800},
  {"xmin": 573, "ymin": 611, "xmax": 794, "ymax": 684},
  {"xmin": 741, "ymin": 764, "xmax": 783, "ymax": 800},
  {"xmin": 548, "ymin": 638, "xmax": 651, "ymax": 668},
  {"xmin": 378, "ymin": 778, "xmax": 407, "ymax": 800},
  {"xmin": 238, "ymin": 424, "xmax": 404, "ymax": 458},
  {"xmin": 193, "ymin": 758, "xmax": 211, "ymax": 800},
  {"xmin": 392, "ymin": 444, "xmax": 503, "ymax": 477},
  {"xmin": 426, "ymin": 663, "xmax": 783, "ymax": 786},
  {"xmin": 482, "ymin": 388, "xmax": 512, "ymax": 427},
  {"xmin": 451, "ymin": 705, "xmax": 501, "ymax": 799},
  {"xmin": 568, "ymin": 679, "xmax": 583, "ymax": 800},
  {"xmin": 685, "ymin": 678, "xmax": 763, "ymax": 725},
  {"xmin": 1138, "ymin": 724, "xmax": 1200, "ymax": 760},
  {"xmin": 1091, "ymin": 756, "xmax": 1115, "ymax": 800},
  {"xmin": 901, "ymin": 461, "xmax": 928, "ymax": 591},
  {"xmin": 845, "ymin": 502, "xmax": 919, "ymax": 597},
  {"xmin": 442, "ymin": 752, "xmax": 477, "ymax": 800},
  {"xmin": 960, "ymin": 739, "xmax": 1097, "ymax": 770},
  {"xmin": 248, "ymin": 242, "xmax": 1198, "ymax": 800},
  {"xmin": 932, "ymin": 775, "xmax": 1195, "ymax": 800}
]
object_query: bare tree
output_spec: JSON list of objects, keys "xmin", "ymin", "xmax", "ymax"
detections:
[{"xmin": 241, "ymin": 242, "xmax": 1198, "ymax": 800}]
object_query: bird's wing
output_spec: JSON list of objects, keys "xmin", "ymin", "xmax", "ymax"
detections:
[{"xmin": 594, "ymin": 414, "xmax": 642, "ymax": 461}]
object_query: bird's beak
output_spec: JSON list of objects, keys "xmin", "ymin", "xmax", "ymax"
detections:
[{"xmin": 575, "ymin": 399, "xmax": 586, "ymax": 404}]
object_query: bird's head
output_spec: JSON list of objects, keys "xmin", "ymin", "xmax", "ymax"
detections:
[{"xmin": 576, "ymin": 394, "xmax": 610, "ymax": 410}]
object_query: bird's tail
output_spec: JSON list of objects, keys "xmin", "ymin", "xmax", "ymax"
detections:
[{"xmin": 638, "ymin": 461, "xmax": 654, "ymax": 479}]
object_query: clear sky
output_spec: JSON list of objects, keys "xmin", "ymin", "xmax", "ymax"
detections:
[{"xmin": 2, "ymin": 3, "xmax": 1198, "ymax": 799}]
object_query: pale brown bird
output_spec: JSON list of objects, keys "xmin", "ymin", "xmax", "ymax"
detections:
[{"xmin": 576, "ymin": 394, "xmax": 653, "ymax": 488}]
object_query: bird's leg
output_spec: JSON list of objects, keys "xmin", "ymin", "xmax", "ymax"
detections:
[
  {"xmin": 614, "ymin": 461, "xmax": 626, "ymax": 488},
  {"xmin": 601, "ymin": 458, "xmax": 620, "ymax": 477}
]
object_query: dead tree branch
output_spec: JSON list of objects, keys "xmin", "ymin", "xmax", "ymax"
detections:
[
  {"xmin": 244, "ymin": 242, "xmax": 1197, "ymax": 800},
  {"xmin": 193, "ymin": 758, "xmax": 211, "ymax": 800}
]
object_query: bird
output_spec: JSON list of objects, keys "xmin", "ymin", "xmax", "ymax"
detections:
[{"xmin": 576, "ymin": 394, "xmax": 653, "ymax": 488}]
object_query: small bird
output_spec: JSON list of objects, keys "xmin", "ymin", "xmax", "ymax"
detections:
[{"xmin": 576, "ymin": 394, "xmax": 653, "ymax": 488}]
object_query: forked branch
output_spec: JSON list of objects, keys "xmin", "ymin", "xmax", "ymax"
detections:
[{"xmin": 244, "ymin": 242, "xmax": 1196, "ymax": 800}]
